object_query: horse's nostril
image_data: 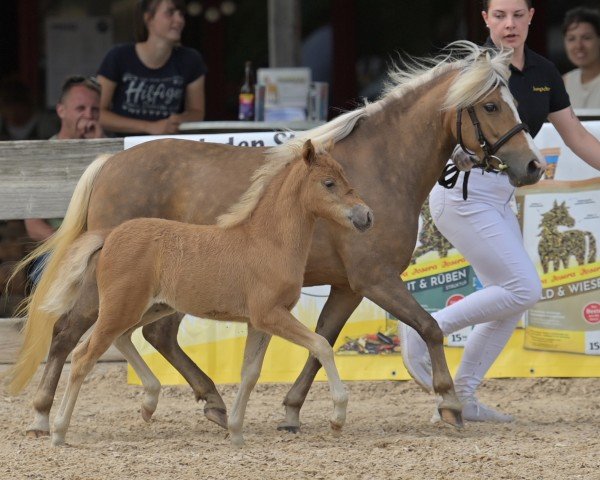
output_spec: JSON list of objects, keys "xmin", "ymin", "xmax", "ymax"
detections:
[{"xmin": 528, "ymin": 159, "xmax": 543, "ymax": 173}]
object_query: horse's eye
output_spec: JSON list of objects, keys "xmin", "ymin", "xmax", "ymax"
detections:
[
  {"xmin": 483, "ymin": 103, "xmax": 498, "ymax": 113},
  {"xmin": 323, "ymin": 179, "xmax": 335, "ymax": 188}
]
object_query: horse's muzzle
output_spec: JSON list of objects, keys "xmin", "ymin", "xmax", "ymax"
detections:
[
  {"xmin": 350, "ymin": 205, "xmax": 374, "ymax": 232},
  {"xmin": 509, "ymin": 158, "xmax": 546, "ymax": 187}
]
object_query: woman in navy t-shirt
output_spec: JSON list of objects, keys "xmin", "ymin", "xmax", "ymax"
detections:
[{"xmin": 98, "ymin": 0, "xmax": 207, "ymax": 135}]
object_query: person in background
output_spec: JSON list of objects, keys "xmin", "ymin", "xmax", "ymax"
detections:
[
  {"xmin": 401, "ymin": 0, "xmax": 600, "ymax": 423},
  {"xmin": 0, "ymin": 77, "xmax": 58, "ymax": 141},
  {"xmin": 25, "ymin": 75, "xmax": 105, "ymax": 281},
  {"xmin": 97, "ymin": 0, "xmax": 206, "ymax": 136},
  {"xmin": 562, "ymin": 7, "xmax": 600, "ymax": 109}
]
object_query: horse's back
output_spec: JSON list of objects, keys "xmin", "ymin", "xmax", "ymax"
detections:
[{"xmin": 88, "ymin": 139, "xmax": 267, "ymax": 231}]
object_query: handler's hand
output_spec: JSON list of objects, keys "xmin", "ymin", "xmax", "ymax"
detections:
[
  {"xmin": 148, "ymin": 115, "xmax": 182, "ymax": 135},
  {"xmin": 451, "ymin": 144, "xmax": 479, "ymax": 172}
]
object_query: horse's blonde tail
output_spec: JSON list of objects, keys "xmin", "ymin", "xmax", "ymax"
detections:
[{"xmin": 6, "ymin": 153, "xmax": 112, "ymax": 395}]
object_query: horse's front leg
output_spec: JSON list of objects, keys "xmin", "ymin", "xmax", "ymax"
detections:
[
  {"xmin": 351, "ymin": 267, "xmax": 463, "ymax": 428},
  {"xmin": 258, "ymin": 307, "xmax": 348, "ymax": 436},
  {"xmin": 279, "ymin": 286, "xmax": 362, "ymax": 433},
  {"xmin": 141, "ymin": 314, "xmax": 228, "ymax": 429}
]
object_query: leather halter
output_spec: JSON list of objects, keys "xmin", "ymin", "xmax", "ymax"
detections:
[
  {"xmin": 438, "ymin": 105, "xmax": 530, "ymax": 200},
  {"xmin": 456, "ymin": 105, "xmax": 529, "ymax": 172}
]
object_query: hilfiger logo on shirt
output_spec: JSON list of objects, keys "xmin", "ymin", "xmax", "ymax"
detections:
[{"xmin": 532, "ymin": 85, "xmax": 551, "ymax": 92}]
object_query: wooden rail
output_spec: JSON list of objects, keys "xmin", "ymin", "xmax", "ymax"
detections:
[
  {"xmin": 0, "ymin": 138, "xmax": 122, "ymax": 219},
  {"xmin": 0, "ymin": 318, "xmax": 124, "ymax": 364},
  {"xmin": 0, "ymin": 138, "xmax": 124, "ymax": 363}
]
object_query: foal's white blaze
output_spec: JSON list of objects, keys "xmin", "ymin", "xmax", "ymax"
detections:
[{"xmin": 500, "ymin": 86, "xmax": 546, "ymax": 167}]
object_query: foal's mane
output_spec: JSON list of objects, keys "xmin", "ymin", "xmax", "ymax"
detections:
[{"xmin": 218, "ymin": 41, "xmax": 512, "ymax": 229}]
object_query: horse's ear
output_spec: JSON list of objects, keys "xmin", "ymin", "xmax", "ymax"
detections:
[
  {"xmin": 553, "ymin": 199, "xmax": 558, "ymax": 207},
  {"xmin": 324, "ymin": 138, "xmax": 335, "ymax": 152},
  {"xmin": 302, "ymin": 139, "xmax": 316, "ymax": 166}
]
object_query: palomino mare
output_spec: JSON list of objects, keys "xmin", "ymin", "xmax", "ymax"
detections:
[
  {"xmin": 9, "ymin": 42, "xmax": 545, "ymax": 436},
  {"xmin": 40, "ymin": 140, "xmax": 373, "ymax": 446}
]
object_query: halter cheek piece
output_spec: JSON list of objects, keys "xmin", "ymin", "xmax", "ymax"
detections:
[{"xmin": 438, "ymin": 106, "xmax": 529, "ymax": 200}]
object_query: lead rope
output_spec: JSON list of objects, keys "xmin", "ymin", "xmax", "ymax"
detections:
[{"xmin": 437, "ymin": 164, "xmax": 471, "ymax": 200}]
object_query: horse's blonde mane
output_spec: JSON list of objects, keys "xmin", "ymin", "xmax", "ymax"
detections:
[{"xmin": 218, "ymin": 41, "xmax": 511, "ymax": 228}]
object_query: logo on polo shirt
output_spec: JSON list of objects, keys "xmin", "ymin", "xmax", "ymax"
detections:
[{"xmin": 532, "ymin": 85, "xmax": 551, "ymax": 93}]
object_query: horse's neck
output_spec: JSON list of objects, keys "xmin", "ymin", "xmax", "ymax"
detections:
[
  {"xmin": 244, "ymin": 160, "xmax": 315, "ymax": 258},
  {"xmin": 341, "ymin": 72, "xmax": 456, "ymax": 206}
]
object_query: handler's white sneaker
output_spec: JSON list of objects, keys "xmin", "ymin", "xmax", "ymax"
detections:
[
  {"xmin": 399, "ymin": 323, "xmax": 433, "ymax": 392},
  {"xmin": 461, "ymin": 397, "xmax": 514, "ymax": 423},
  {"xmin": 430, "ymin": 396, "xmax": 513, "ymax": 424}
]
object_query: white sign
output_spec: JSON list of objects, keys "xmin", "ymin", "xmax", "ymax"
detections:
[{"xmin": 123, "ymin": 131, "xmax": 297, "ymax": 150}]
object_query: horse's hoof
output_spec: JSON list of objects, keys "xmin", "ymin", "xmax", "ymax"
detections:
[
  {"xmin": 205, "ymin": 407, "xmax": 228, "ymax": 429},
  {"xmin": 51, "ymin": 435, "xmax": 66, "ymax": 447},
  {"xmin": 277, "ymin": 424, "xmax": 300, "ymax": 434},
  {"xmin": 329, "ymin": 420, "xmax": 343, "ymax": 436},
  {"xmin": 141, "ymin": 406, "xmax": 155, "ymax": 423},
  {"xmin": 229, "ymin": 433, "xmax": 245, "ymax": 448},
  {"xmin": 26, "ymin": 429, "xmax": 50, "ymax": 439},
  {"xmin": 439, "ymin": 407, "xmax": 464, "ymax": 429}
]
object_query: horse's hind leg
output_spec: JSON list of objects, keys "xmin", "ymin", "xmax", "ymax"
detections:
[
  {"xmin": 228, "ymin": 325, "xmax": 271, "ymax": 447},
  {"xmin": 142, "ymin": 315, "xmax": 228, "ymax": 429},
  {"xmin": 279, "ymin": 286, "xmax": 362, "ymax": 433},
  {"xmin": 113, "ymin": 332, "xmax": 161, "ymax": 422},
  {"xmin": 258, "ymin": 307, "xmax": 348, "ymax": 435},
  {"xmin": 27, "ymin": 269, "xmax": 100, "ymax": 438}
]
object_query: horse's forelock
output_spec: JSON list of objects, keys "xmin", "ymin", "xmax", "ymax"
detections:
[{"xmin": 443, "ymin": 42, "xmax": 512, "ymax": 110}]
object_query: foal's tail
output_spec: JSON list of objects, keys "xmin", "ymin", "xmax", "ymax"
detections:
[{"xmin": 6, "ymin": 154, "xmax": 112, "ymax": 395}]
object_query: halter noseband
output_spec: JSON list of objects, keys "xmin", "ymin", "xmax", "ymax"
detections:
[
  {"xmin": 438, "ymin": 105, "xmax": 529, "ymax": 200},
  {"xmin": 456, "ymin": 106, "xmax": 529, "ymax": 172}
]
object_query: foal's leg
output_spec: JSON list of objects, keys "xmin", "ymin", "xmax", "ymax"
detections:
[
  {"xmin": 52, "ymin": 292, "xmax": 148, "ymax": 446},
  {"xmin": 256, "ymin": 307, "xmax": 348, "ymax": 433},
  {"xmin": 52, "ymin": 329, "xmax": 119, "ymax": 446},
  {"xmin": 228, "ymin": 325, "xmax": 272, "ymax": 447},
  {"xmin": 141, "ymin": 315, "xmax": 228, "ymax": 429},
  {"xmin": 113, "ymin": 332, "xmax": 161, "ymax": 422},
  {"xmin": 279, "ymin": 286, "xmax": 362, "ymax": 433}
]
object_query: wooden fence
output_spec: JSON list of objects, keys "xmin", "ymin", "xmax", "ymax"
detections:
[{"xmin": 0, "ymin": 138, "xmax": 124, "ymax": 363}]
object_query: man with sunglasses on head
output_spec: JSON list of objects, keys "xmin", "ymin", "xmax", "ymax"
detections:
[
  {"xmin": 25, "ymin": 76, "xmax": 106, "ymax": 280},
  {"xmin": 53, "ymin": 75, "xmax": 105, "ymax": 140}
]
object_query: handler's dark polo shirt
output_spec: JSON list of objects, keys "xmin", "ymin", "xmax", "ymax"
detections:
[{"xmin": 484, "ymin": 38, "xmax": 571, "ymax": 137}]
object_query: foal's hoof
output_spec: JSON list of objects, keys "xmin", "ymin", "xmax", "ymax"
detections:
[
  {"xmin": 276, "ymin": 424, "xmax": 300, "ymax": 434},
  {"xmin": 204, "ymin": 407, "xmax": 228, "ymax": 430},
  {"xmin": 438, "ymin": 407, "xmax": 464, "ymax": 429},
  {"xmin": 26, "ymin": 429, "xmax": 50, "ymax": 439}
]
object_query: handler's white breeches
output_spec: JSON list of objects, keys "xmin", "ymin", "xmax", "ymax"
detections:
[{"xmin": 429, "ymin": 171, "xmax": 541, "ymax": 398}]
